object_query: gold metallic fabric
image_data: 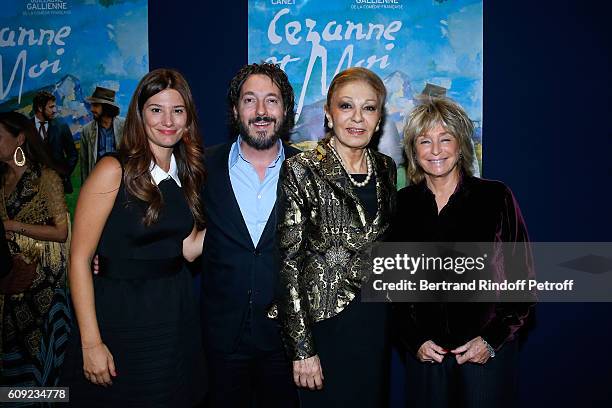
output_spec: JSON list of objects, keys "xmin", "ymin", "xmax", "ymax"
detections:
[
  {"xmin": 276, "ymin": 142, "xmax": 396, "ymax": 360},
  {"xmin": 1, "ymin": 166, "xmax": 68, "ymax": 359}
]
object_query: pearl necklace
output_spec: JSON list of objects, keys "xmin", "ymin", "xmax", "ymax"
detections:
[{"xmin": 328, "ymin": 139, "xmax": 373, "ymax": 188}]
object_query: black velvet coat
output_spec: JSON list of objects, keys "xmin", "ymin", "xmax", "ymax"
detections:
[{"xmin": 390, "ymin": 175, "xmax": 535, "ymax": 353}]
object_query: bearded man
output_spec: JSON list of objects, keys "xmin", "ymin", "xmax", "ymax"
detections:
[
  {"xmin": 200, "ymin": 63, "xmax": 299, "ymax": 408},
  {"xmin": 80, "ymin": 86, "xmax": 125, "ymax": 181}
]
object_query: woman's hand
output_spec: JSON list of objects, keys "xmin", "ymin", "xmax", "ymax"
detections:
[
  {"xmin": 451, "ymin": 336, "xmax": 492, "ymax": 365},
  {"xmin": 82, "ymin": 342, "xmax": 117, "ymax": 387},
  {"xmin": 417, "ymin": 340, "xmax": 447, "ymax": 363},
  {"xmin": 293, "ymin": 354, "xmax": 324, "ymax": 390}
]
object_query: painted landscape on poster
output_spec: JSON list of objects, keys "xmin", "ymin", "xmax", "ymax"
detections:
[{"xmin": 0, "ymin": 0, "xmax": 149, "ymax": 142}]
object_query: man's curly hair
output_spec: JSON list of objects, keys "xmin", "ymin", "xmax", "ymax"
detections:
[{"xmin": 227, "ymin": 62, "xmax": 295, "ymax": 141}]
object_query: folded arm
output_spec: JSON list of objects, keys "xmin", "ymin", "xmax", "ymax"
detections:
[{"xmin": 3, "ymin": 169, "xmax": 67, "ymax": 242}]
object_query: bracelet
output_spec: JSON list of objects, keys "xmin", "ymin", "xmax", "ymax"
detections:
[
  {"xmin": 482, "ymin": 338, "xmax": 495, "ymax": 358},
  {"xmin": 81, "ymin": 341, "xmax": 103, "ymax": 350}
]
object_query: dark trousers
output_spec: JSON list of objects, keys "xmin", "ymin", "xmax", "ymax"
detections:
[
  {"xmin": 405, "ymin": 339, "xmax": 519, "ymax": 408},
  {"xmin": 206, "ymin": 326, "xmax": 298, "ymax": 408}
]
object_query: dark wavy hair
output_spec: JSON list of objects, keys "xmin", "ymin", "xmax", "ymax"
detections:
[
  {"xmin": 119, "ymin": 68, "xmax": 206, "ymax": 228},
  {"xmin": 33, "ymin": 90, "xmax": 55, "ymax": 114},
  {"xmin": 0, "ymin": 111, "xmax": 61, "ymax": 184},
  {"xmin": 227, "ymin": 62, "xmax": 295, "ymax": 141}
]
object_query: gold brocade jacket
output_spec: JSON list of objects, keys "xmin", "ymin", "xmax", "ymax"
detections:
[{"xmin": 275, "ymin": 143, "xmax": 396, "ymax": 360}]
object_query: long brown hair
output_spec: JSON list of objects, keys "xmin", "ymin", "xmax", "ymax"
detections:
[{"xmin": 119, "ymin": 68, "xmax": 205, "ymax": 228}]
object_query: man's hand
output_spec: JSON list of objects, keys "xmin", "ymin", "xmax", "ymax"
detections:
[
  {"xmin": 451, "ymin": 336, "xmax": 492, "ymax": 365},
  {"xmin": 293, "ymin": 355, "xmax": 324, "ymax": 390},
  {"xmin": 416, "ymin": 340, "xmax": 447, "ymax": 363}
]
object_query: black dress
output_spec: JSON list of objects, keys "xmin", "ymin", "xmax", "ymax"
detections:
[{"xmin": 63, "ymin": 173, "xmax": 206, "ymax": 407}]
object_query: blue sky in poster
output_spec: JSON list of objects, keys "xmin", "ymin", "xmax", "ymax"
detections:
[
  {"xmin": 248, "ymin": 0, "xmax": 482, "ymax": 166},
  {"xmin": 1, "ymin": 0, "xmax": 148, "ymax": 121}
]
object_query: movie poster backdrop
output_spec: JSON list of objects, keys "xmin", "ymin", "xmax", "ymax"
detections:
[{"xmin": 248, "ymin": 0, "xmax": 482, "ymax": 176}]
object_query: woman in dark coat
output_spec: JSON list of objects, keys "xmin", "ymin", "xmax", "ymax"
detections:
[{"xmin": 391, "ymin": 97, "xmax": 534, "ymax": 408}]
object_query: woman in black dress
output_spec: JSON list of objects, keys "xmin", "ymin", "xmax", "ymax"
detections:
[
  {"xmin": 392, "ymin": 97, "xmax": 534, "ymax": 408},
  {"xmin": 65, "ymin": 69, "xmax": 206, "ymax": 406},
  {"xmin": 277, "ymin": 67, "xmax": 396, "ymax": 407}
]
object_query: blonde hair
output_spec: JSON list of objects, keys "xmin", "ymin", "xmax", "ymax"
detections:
[{"xmin": 403, "ymin": 97, "xmax": 475, "ymax": 184}]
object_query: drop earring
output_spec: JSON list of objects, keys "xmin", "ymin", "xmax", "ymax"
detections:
[{"xmin": 13, "ymin": 146, "xmax": 26, "ymax": 167}]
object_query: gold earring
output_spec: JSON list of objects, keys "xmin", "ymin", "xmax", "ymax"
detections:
[{"xmin": 14, "ymin": 146, "xmax": 26, "ymax": 167}]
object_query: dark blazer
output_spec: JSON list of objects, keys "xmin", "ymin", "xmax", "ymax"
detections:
[
  {"xmin": 200, "ymin": 141, "xmax": 300, "ymax": 354},
  {"xmin": 390, "ymin": 176, "xmax": 535, "ymax": 353},
  {"xmin": 34, "ymin": 118, "xmax": 78, "ymax": 193}
]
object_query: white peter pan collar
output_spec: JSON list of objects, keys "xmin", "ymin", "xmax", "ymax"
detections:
[{"xmin": 150, "ymin": 154, "xmax": 181, "ymax": 187}]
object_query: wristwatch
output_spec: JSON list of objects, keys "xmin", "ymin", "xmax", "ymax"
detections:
[{"xmin": 482, "ymin": 338, "xmax": 495, "ymax": 358}]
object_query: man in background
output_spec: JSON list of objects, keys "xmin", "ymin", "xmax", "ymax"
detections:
[
  {"xmin": 80, "ymin": 86, "xmax": 125, "ymax": 182},
  {"xmin": 32, "ymin": 91, "xmax": 78, "ymax": 193}
]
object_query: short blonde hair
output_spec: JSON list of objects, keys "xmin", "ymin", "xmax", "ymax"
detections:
[{"xmin": 403, "ymin": 97, "xmax": 475, "ymax": 184}]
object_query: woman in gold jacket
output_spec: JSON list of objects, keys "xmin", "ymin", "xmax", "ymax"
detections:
[
  {"xmin": 0, "ymin": 111, "xmax": 71, "ymax": 387},
  {"xmin": 277, "ymin": 67, "xmax": 396, "ymax": 407}
]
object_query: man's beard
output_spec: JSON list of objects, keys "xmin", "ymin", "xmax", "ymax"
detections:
[
  {"xmin": 238, "ymin": 115, "xmax": 286, "ymax": 150},
  {"xmin": 43, "ymin": 110, "xmax": 55, "ymax": 121}
]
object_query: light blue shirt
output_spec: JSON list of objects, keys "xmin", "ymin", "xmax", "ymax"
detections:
[{"xmin": 229, "ymin": 136, "xmax": 285, "ymax": 247}]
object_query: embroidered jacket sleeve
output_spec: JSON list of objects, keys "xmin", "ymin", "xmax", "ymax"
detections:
[
  {"xmin": 0, "ymin": 222, "xmax": 11, "ymax": 276},
  {"xmin": 277, "ymin": 158, "xmax": 315, "ymax": 360}
]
